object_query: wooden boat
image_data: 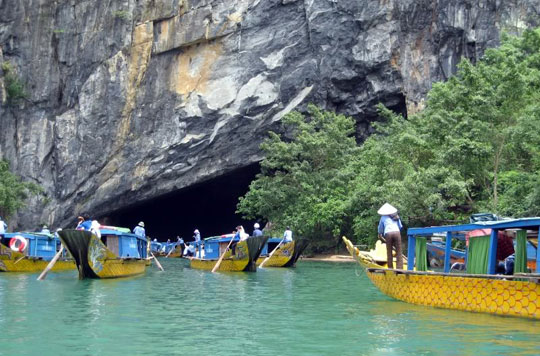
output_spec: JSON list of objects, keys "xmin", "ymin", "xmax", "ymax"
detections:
[
  {"xmin": 164, "ymin": 242, "xmax": 183, "ymax": 258},
  {"xmin": 343, "ymin": 217, "xmax": 540, "ymax": 319},
  {"xmin": 342, "ymin": 238, "xmax": 408, "ymax": 269},
  {"xmin": 427, "ymin": 239, "xmax": 538, "ymax": 270},
  {"xmin": 189, "ymin": 235, "xmax": 268, "ymax": 272},
  {"xmin": 58, "ymin": 228, "xmax": 148, "ymax": 279},
  {"xmin": 255, "ymin": 238, "xmax": 309, "ymax": 267},
  {"xmin": 0, "ymin": 232, "xmax": 75, "ymax": 272},
  {"xmin": 427, "ymin": 240, "xmax": 466, "ymax": 267},
  {"xmin": 150, "ymin": 240, "xmax": 163, "ymax": 255}
]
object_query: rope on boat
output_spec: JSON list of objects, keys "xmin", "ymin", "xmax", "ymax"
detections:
[{"xmin": 355, "ymin": 266, "xmax": 364, "ymax": 277}]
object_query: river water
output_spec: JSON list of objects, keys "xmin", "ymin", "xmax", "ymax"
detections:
[{"xmin": 0, "ymin": 259, "xmax": 539, "ymax": 355}]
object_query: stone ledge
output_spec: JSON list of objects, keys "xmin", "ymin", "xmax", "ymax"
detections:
[{"xmin": 152, "ymin": 4, "xmax": 242, "ymax": 54}]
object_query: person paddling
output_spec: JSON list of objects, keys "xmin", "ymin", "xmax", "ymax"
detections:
[{"xmin": 377, "ymin": 203, "xmax": 403, "ymax": 269}]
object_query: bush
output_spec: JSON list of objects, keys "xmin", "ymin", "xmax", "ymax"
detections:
[
  {"xmin": 2, "ymin": 61, "xmax": 27, "ymax": 105},
  {"xmin": 113, "ymin": 11, "xmax": 131, "ymax": 21}
]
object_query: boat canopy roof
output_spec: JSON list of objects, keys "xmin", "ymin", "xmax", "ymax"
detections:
[
  {"xmin": 99, "ymin": 228, "xmax": 147, "ymax": 242},
  {"xmin": 4, "ymin": 232, "xmax": 55, "ymax": 240},
  {"xmin": 408, "ymin": 217, "xmax": 540, "ymax": 236}
]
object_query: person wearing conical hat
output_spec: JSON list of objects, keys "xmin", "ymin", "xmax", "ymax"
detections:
[
  {"xmin": 377, "ymin": 203, "xmax": 403, "ymax": 269},
  {"xmin": 252, "ymin": 223, "xmax": 263, "ymax": 237},
  {"xmin": 133, "ymin": 221, "xmax": 146, "ymax": 238}
]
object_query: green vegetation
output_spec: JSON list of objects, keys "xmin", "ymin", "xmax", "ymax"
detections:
[
  {"xmin": 238, "ymin": 28, "xmax": 540, "ymax": 249},
  {"xmin": 2, "ymin": 61, "xmax": 27, "ymax": 105},
  {"xmin": 113, "ymin": 10, "xmax": 131, "ymax": 21},
  {"xmin": 0, "ymin": 160, "xmax": 42, "ymax": 219},
  {"xmin": 237, "ymin": 105, "xmax": 359, "ymax": 251}
]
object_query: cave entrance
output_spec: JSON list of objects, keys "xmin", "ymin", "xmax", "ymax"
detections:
[{"xmin": 102, "ymin": 164, "xmax": 261, "ymax": 242}]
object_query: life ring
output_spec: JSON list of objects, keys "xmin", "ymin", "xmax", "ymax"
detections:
[{"xmin": 9, "ymin": 235, "xmax": 28, "ymax": 252}]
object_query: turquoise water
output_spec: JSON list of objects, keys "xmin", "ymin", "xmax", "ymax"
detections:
[{"xmin": 0, "ymin": 260, "xmax": 539, "ymax": 355}]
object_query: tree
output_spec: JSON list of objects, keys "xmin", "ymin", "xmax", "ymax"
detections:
[
  {"xmin": 237, "ymin": 104, "xmax": 359, "ymax": 251},
  {"xmin": 0, "ymin": 160, "xmax": 42, "ymax": 219},
  {"xmin": 348, "ymin": 28, "xmax": 540, "ymax": 246},
  {"xmin": 238, "ymin": 29, "xmax": 540, "ymax": 250}
]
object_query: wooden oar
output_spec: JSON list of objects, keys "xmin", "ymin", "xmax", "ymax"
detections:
[
  {"xmin": 259, "ymin": 239, "xmax": 285, "ymax": 268},
  {"xmin": 37, "ymin": 247, "xmax": 64, "ymax": 281},
  {"xmin": 212, "ymin": 238, "xmax": 235, "ymax": 273},
  {"xmin": 13, "ymin": 255, "xmax": 27, "ymax": 265},
  {"xmin": 165, "ymin": 243, "xmax": 178, "ymax": 258},
  {"xmin": 151, "ymin": 252, "xmax": 164, "ymax": 271}
]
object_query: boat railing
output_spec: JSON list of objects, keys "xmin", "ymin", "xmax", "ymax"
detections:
[{"xmin": 407, "ymin": 217, "xmax": 540, "ymax": 275}]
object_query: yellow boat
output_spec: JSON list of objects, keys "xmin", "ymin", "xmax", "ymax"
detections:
[
  {"xmin": 343, "ymin": 217, "xmax": 540, "ymax": 319},
  {"xmin": 58, "ymin": 228, "xmax": 148, "ymax": 279},
  {"xmin": 342, "ymin": 237, "xmax": 408, "ymax": 269},
  {"xmin": 165, "ymin": 244, "xmax": 183, "ymax": 258},
  {"xmin": 190, "ymin": 236, "xmax": 268, "ymax": 272},
  {"xmin": 0, "ymin": 232, "xmax": 75, "ymax": 273},
  {"xmin": 255, "ymin": 238, "xmax": 309, "ymax": 267}
]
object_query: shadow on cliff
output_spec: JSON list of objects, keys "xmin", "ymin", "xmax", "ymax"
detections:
[{"xmin": 101, "ymin": 164, "xmax": 260, "ymax": 242}]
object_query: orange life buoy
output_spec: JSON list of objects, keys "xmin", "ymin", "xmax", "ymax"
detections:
[{"xmin": 9, "ymin": 235, "xmax": 28, "ymax": 252}]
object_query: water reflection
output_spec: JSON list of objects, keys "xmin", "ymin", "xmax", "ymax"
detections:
[
  {"xmin": 367, "ymin": 297, "xmax": 540, "ymax": 354},
  {"xmin": 0, "ymin": 261, "xmax": 538, "ymax": 355}
]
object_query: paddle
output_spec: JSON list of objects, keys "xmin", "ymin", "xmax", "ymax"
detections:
[
  {"xmin": 259, "ymin": 239, "xmax": 285, "ymax": 268},
  {"xmin": 212, "ymin": 237, "xmax": 235, "ymax": 273},
  {"xmin": 37, "ymin": 246, "xmax": 64, "ymax": 281},
  {"xmin": 13, "ymin": 255, "xmax": 26, "ymax": 265},
  {"xmin": 150, "ymin": 252, "xmax": 164, "ymax": 271},
  {"xmin": 166, "ymin": 243, "xmax": 179, "ymax": 258}
]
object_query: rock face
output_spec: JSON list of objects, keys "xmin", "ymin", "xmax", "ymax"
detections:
[{"xmin": 0, "ymin": 0, "xmax": 539, "ymax": 229}]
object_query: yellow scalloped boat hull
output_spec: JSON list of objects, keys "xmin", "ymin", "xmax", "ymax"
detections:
[
  {"xmin": 343, "ymin": 236, "xmax": 540, "ymax": 319},
  {"xmin": 190, "ymin": 239, "xmax": 250, "ymax": 271},
  {"xmin": 256, "ymin": 241, "xmax": 295, "ymax": 267},
  {"xmin": 0, "ymin": 243, "xmax": 75, "ymax": 273},
  {"xmin": 367, "ymin": 269, "xmax": 540, "ymax": 319}
]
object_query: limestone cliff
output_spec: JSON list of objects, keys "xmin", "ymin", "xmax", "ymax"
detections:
[{"xmin": 0, "ymin": 0, "xmax": 539, "ymax": 229}]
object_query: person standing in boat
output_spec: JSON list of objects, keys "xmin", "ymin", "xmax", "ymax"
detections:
[
  {"xmin": 193, "ymin": 229, "xmax": 201, "ymax": 243},
  {"xmin": 76, "ymin": 213, "xmax": 93, "ymax": 230},
  {"xmin": 41, "ymin": 225, "xmax": 50, "ymax": 234},
  {"xmin": 283, "ymin": 227, "xmax": 293, "ymax": 242},
  {"xmin": 76, "ymin": 215, "xmax": 84, "ymax": 229},
  {"xmin": 252, "ymin": 223, "xmax": 263, "ymax": 237},
  {"xmin": 377, "ymin": 203, "xmax": 403, "ymax": 269},
  {"xmin": 0, "ymin": 216, "xmax": 7, "ymax": 243},
  {"xmin": 237, "ymin": 226, "xmax": 249, "ymax": 241},
  {"xmin": 133, "ymin": 221, "xmax": 146, "ymax": 238},
  {"xmin": 193, "ymin": 229, "xmax": 202, "ymax": 256}
]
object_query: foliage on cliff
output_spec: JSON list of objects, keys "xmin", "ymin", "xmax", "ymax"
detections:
[
  {"xmin": 237, "ymin": 105, "xmax": 359, "ymax": 251},
  {"xmin": 238, "ymin": 28, "xmax": 540, "ymax": 248},
  {"xmin": 0, "ymin": 160, "xmax": 42, "ymax": 219},
  {"xmin": 1, "ymin": 61, "xmax": 27, "ymax": 105}
]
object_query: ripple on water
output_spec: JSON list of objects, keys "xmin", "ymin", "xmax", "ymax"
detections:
[{"xmin": 0, "ymin": 260, "xmax": 539, "ymax": 355}]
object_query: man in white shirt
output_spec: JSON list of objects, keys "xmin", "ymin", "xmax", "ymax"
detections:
[
  {"xmin": 283, "ymin": 227, "xmax": 293, "ymax": 242},
  {"xmin": 0, "ymin": 217, "xmax": 6, "ymax": 239}
]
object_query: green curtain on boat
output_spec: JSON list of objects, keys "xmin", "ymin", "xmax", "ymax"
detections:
[
  {"xmin": 514, "ymin": 230, "xmax": 528, "ymax": 274},
  {"xmin": 466, "ymin": 235, "xmax": 490, "ymax": 274},
  {"xmin": 415, "ymin": 237, "xmax": 427, "ymax": 271}
]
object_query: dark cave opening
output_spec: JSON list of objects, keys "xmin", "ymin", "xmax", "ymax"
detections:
[{"xmin": 101, "ymin": 164, "xmax": 261, "ymax": 242}]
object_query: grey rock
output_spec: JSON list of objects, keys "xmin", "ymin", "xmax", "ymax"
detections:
[{"xmin": 0, "ymin": 0, "xmax": 539, "ymax": 229}]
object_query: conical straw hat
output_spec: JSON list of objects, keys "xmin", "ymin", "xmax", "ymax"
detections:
[{"xmin": 377, "ymin": 203, "xmax": 397, "ymax": 215}]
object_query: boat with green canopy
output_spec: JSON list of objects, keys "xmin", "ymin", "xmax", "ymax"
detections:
[{"xmin": 344, "ymin": 217, "xmax": 540, "ymax": 319}]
